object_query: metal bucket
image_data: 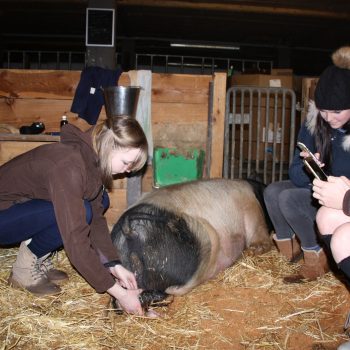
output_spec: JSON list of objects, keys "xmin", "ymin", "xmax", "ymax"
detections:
[{"xmin": 103, "ymin": 86, "xmax": 141, "ymax": 118}]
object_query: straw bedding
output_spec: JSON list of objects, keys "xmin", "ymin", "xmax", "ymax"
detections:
[{"xmin": 1, "ymin": 245, "xmax": 350, "ymax": 350}]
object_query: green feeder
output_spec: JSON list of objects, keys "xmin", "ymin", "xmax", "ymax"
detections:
[{"xmin": 153, "ymin": 147, "xmax": 205, "ymax": 188}]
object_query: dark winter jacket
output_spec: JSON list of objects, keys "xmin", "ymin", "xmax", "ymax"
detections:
[
  {"xmin": 289, "ymin": 100, "xmax": 350, "ymax": 188},
  {"xmin": 0, "ymin": 124, "xmax": 119, "ymax": 292}
]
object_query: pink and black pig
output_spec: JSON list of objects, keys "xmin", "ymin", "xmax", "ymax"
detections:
[{"xmin": 110, "ymin": 178, "xmax": 272, "ymax": 313}]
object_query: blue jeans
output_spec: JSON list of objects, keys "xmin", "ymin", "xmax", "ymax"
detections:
[{"xmin": 0, "ymin": 192, "xmax": 110, "ymax": 258}]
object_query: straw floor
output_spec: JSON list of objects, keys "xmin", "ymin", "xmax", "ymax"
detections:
[{"xmin": 1, "ymin": 245, "xmax": 350, "ymax": 350}]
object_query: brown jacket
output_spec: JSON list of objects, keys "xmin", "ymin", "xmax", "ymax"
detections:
[{"xmin": 0, "ymin": 124, "xmax": 119, "ymax": 292}]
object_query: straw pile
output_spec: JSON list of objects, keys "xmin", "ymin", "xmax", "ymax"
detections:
[{"xmin": 1, "ymin": 245, "xmax": 349, "ymax": 350}]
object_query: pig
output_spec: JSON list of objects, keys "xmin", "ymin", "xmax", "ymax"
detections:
[{"xmin": 110, "ymin": 178, "xmax": 272, "ymax": 312}]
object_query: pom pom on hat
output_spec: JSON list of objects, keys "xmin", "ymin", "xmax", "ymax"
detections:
[
  {"xmin": 315, "ymin": 46, "xmax": 350, "ymax": 111},
  {"xmin": 332, "ymin": 46, "xmax": 350, "ymax": 69}
]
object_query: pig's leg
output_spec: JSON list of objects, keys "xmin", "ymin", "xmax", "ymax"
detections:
[{"xmin": 244, "ymin": 201, "xmax": 272, "ymax": 256}]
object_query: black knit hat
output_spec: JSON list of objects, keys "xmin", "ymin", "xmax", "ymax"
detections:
[{"xmin": 315, "ymin": 46, "xmax": 350, "ymax": 110}]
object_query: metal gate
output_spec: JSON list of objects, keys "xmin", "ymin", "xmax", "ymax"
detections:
[{"xmin": 224, "ymin": 86, "xmax": 297, "ymax": 184}]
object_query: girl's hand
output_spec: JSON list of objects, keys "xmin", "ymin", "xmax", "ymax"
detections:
[
  {"xmin": 109, "ymin": 264, "xmax": 138, "ymax": 290},
  {"xmin": 312, "ymin": 176, "xmax": 350, "ymax": 209},
  {"xmin": 107, "ymin": 282, "xmax": 143, "ymax": 315},
  {"xmin": 299, "ymin": 150, "xmax": 309, "ymax": 159},
  {"xmin": 300, "ymin": 151, "xmax": 325, "ymax": 168},
  {"xmin": 342, "ymin": 176, "xmax": 350, "ymax": 187}
]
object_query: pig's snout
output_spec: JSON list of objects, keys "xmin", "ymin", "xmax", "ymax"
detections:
[
  {"xmin": 111, "ymin": 290, "xmax": 173, "ymax": 315},
  {"xmin": 139, "ymin": 290, "xmax": 173, "ymax": 309}
]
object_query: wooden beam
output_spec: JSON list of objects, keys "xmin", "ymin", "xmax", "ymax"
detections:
[
  {"xmin": 209, "ymin": 72, "xmax": 226, "ymax": 178},
  {"xmin": 116, "ymin": 1, "xmax": 350, "ymax": 20}
]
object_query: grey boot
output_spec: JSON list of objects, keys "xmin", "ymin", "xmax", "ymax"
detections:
[
  {"xmin": 40, "ymin": 253, "xmax": 69, "ymax": 282},
  {"xmin": 8, "ymin": 242, "xmax": 61, "ymax": 296}
]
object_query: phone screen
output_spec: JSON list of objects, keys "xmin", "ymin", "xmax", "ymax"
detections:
[{"xmin": 303, "ymin": 157, "xmax": 328, "ymax": 181}]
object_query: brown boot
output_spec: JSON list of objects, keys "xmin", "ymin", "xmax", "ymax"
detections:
[
  {"xmin": 284, "ymin": 248, "xmax": 330, "ymax": 283},
  {"xmin": 272, "ymin": 234, "xmax": 302, "ymax": 263},
  {"xmin": 8, "ymin": 242, "xmax": 62, "ymax": 296},
  {"xmin": 40, "ymin": 253, "xmax": 69, "ymax": 283}
]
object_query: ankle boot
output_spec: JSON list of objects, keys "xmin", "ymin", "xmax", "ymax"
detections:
[
  {"xmin": 283, "ymin": 248, "xmax": 330, "ymax": 283},
  {"xmin": 40, "ymin": 253, "xmax": 69, "ymax": 282},
  {"xmin": 272, "ymin": 234, "xmax": 303, "ymax": 263},
  {"xmin": 8, "ymin": 242, "xmax": 62, "ymax": 296}
]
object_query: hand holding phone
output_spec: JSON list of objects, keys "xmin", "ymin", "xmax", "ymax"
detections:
[
  {"xmin": 303, "ymin": 157, "xmax": 328, "ymax": 181},
  {"xmin": 297, "ymin": 142, "xmax": 319, "ymax": 162},
  {"xmin": 297, "ymin": 142, "xmax": 328, "ymax": 181}
]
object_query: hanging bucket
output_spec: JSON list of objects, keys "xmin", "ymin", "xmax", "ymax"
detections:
[{"xmin": 103, "ymin": 86, "xmax": 141, "ymax": 118}]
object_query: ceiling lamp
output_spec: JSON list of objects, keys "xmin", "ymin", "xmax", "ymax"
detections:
[{"xmin": 170, "ymin": 43, "xmax": 240, "ymax": 50}]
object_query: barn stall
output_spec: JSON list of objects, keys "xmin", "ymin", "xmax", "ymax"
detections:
[{"xmin": 0, "ymin": 69, "xmax": 350, "ymax": 350}]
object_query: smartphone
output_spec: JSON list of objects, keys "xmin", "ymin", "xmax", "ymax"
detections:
[
  {"xmin": 297, "ymin": 142, "xmax": 328, "ymax": 181},
  {"xmin": 303, "ymin": 157, "xmax": 328, "ymax": 181}
]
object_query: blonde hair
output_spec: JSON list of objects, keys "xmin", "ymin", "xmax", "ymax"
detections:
[{"xmin": 92, "ymin": 116, "xmax": 148, "ymax": 188}]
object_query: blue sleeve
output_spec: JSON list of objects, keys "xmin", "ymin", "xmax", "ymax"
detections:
[{"xmin": 288, "ymin": 123, "xmax": 315, "ymax": 188}]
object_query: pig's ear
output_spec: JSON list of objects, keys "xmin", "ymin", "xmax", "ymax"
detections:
[
  {"xmin": 181, "ymin": 214, "xmax": 216, "ymax": 259},
  {"xmin": 111, "ymin": 212, "xmax": 137, "ymax": 241},
  {"xmin": 174, "ymin": 214, "xmax": 219, "ymax": 292}
]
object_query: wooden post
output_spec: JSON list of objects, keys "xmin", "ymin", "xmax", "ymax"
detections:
[
  {"xmin": 86, "ymin": 0, "xmax": 142, "ymax": 207},
  {"xmin": 209, "ymin": 72, "xmax": 227, "ymax": 178}
]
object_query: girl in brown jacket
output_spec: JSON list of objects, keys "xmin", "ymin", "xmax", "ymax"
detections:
[{"xmin": 0, "ymin": 116, "xmax": 148, "ymax": 316}]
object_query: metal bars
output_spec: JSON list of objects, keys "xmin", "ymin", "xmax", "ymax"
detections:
[
  {"xmin": 135, "ymin": 54, "xmax": 273, "ymax": 75},
  {"xmin": 3, "ymin": 50, "xmax": 86, "ymax": 70},
  {"xmin": 3, "ymin": 50, "xmax": 273, "ymax": 76},
  {"xmin": 224, "ymin": 86, "xmax": 296, "ymax": 184}
]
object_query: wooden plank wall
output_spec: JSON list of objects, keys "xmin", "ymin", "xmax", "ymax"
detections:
[
  {"xmin": 0, "ymin": 69, "xmax": 131, "ymax": 131},
  {"xmin": 0, "ymin": 69, "xmax": 226, "ymax": 225}
]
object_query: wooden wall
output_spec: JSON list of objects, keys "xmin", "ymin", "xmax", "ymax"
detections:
[{"xmin": 0, "ymin": 69, "xmax": 226, "ymax": 226}]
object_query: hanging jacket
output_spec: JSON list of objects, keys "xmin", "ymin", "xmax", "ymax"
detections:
[
  {"xmin": 71, "ymin": 66, "xmax": 122, "ymax": 125},
  {"xmin": 0, "ymin": 124, "xmax": 119, "ymax": 293}
]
